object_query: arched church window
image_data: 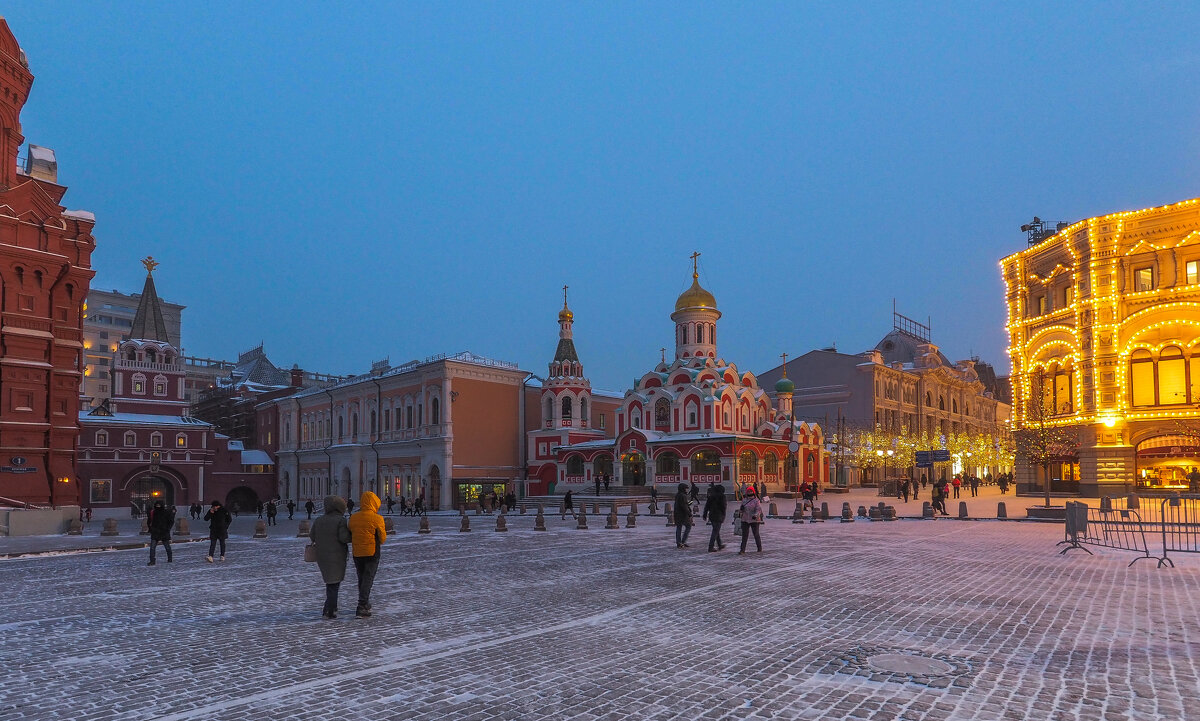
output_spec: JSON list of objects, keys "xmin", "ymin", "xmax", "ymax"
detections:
[
  {"xmin": 150, "ymin": 432, "xmax": 162, "ymax": 448},
  {"xmin": 561, "ymin": 396, "xmax": 572, "ymax": 419},
  {"xmin": 654, "ymin": 398, "xmax": 670, "ymax": 429},
  {"xmin": 146, "ymin": 348, "xmax": 156, "ymax": 363},
  {"xmin": 656, "ymin": 451, "xmax": 680, "ymax": 475},
  {"xmin": 338, "ymin": 416, "xmax": 345, "ymax": 439},
  {"xmin": 952, "ymin": 399, "xmax": 958, "ymax": 414},
  {"xmin": 691, "ymin": 450, "xmax": 720, "ymax": 475},
  {"xmin": 738, "ymin": 449, "xmax": 757, "ymax": 474},
  {"xmin": 763, "ymin": 452, "xmax": 778, "ymax": 475},
  {"xmin": 697, "ymin": 324, "xmax": 704, "ymax": 344},
  {"xmin": 565, "ymin": 454, "xmax": 584, "ymax": 475},
  {"xmin": 580, "ymin": 397, "xmax": 588, "ymax": 422},
  {"xmin": 432, "ymin": 397, "xmax": 440, "ymax": 424},
  {"xmin": 124, "ymin": 431, "xmax": 136, "ymax": 447}
]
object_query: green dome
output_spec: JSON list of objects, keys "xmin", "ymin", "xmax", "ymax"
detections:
[{"xmin": 775, "ymin": 376, "xmax": 795, "ymax": 393}]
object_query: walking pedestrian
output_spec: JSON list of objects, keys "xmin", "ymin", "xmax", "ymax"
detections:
[
  {"xmin": 266, "ymin": 500, "xmax": 278, "ymax": 526},
  {"xmin": 595, "ymin": 476, "xmax": 601, "ymax": 496},
  {"xmin": 673, "ymin": 483, "xmax": 693, "ymax": 548},
  {"xmin": 256, "ymin": 501, "xmax": 264, "ymax": 519},
  {"xmin": 920, "ymin": 473, "xmax": 928, "ymax": 490},
  {"xmin": 689, "ymin": 482, "xmax": 700, "ymax": 504},
  {"xmin": 901, "ymin": 478, "xmax": 910, "ymax": 503},
  {"xmin": 952, "ymin": 476, "xmax": 961, "ymax": 499},
  {"xmin": 737, "ymin": 486, "xmax": 764, "ymax": 554},
  {"xmin": 385, "ymin": 495, "xmax": 395, "ymax": 515},
  {"xmin": 85, "ymin": 507, "xmax": 93, "ymax": 524},
  {"xmin": 286, "ymin": 499, "xmax": 296, "ymax": 520},
  {"xmin": 561, "ymin": 490, "xmax": 575, "ymax": 520},
  {"xmin": 146, "ymin": 500, "xmax": 175, "ymax": 565},
  {"xmin": 702, "ymin": 484, "xmax": 727, "ymax": 552},
  {"xmin": 230, "ymin": 501, "xmax": 240, "ymax": 518},
  {"xmin": 348, "ymin": 491, "xmax": 386, "ymax": 618},
  {"xmin": 305, "ymin": 499, "xmax": 315, "ymax": 519},
  {"xmin": 603, "ymin": 474, "xmax": 610, "ymax": 495},
  {"xmin": 310, "ymin": 495, "xmax": 351, "ymax": 619},
  {"xmin": 969, "ymin": 475, "xmax": 980, "ymax": 497},
  {"xmin": 203, "ymin": 500, "xmax": 232, "ymax": 562}
]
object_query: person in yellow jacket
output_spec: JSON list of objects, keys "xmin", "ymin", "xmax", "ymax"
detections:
[{"xmin": 347, "ymin": 491, "xmax": 387, "ymax": 618}]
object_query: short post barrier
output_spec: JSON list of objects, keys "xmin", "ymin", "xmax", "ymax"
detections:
[
  {"xmin": 626, "ymin": 509, "xmax": 637, "ymax": 528},
  {"xmin": 665, "ymin": 503, "xmax": 674, "ymax": 527},
  {"xmin": 768, "ymin": 501, "xmax": 779, "ymax": 518},
  {"xmin": 922, "ymin": 502, "xmax": 934, "ymax": 520},
  {"xmin": 883, "ymin": 505, "xmax": 897, "ymax": 521},
  {"xmin": 384, "ymin": 517, "xmax": 395, "ymax": 533},
  {"xmin": 253, "ymin": 520, "xmax": 268, "ymax": 538},
  {"xmin": 139, "ymin": 518, "xmax": 150, "ymax": 536},
  {"xmin": 1126, "ymin": 493, "xmax": 1140, "ymax": 510},
  {"xmin": 66, "ymin": 518, "xmax": 83, "ymax": 535},
  {"xmin": 857, "ymin": 505, "xmax": 868, "ymax": 518},
  {"xmin": 868, "ymin": 506, "xmax": 881, "ymax": 521},
  {"xmin": 958, "ymin": 502, "xmax": 968, "ymax": 520},
  {"xmin": 996, "ymin": 502, "xmax": 1007, "ymax": 519},
  {"xmin": 534, "ymin": 506, "xmax": 547, "ymax": 531},
  {"xmin": 297, "ymin": 519, "xmax": 311, "ymax": 537},
  {"xmin": 577, "ymin": 508, "xmax": 589, "ymax": 530},
  {"xmin": 459, "ymin": 515, "xmax": 471, "ymax": 532},
  {"xmin": 101, "ymin": 518, "xmax": 119, "ymax": 536},
  {"xmin": 605, "ymin": 505, "xmax": 619, "ymax": 530},
  {"xmin": 495, "ymin": 514, "xmax": 508, "ymax": 532},
  {"xmin": 174, "ymin": 518, "xmax": 191, "ymax": 537},
  {"xmin": 841, "ymin": 502, "xmax": 852, "ymax": 523},
  {"xmin": 418, "ymin": 516, "xmax": 431, "ymax": 534}
]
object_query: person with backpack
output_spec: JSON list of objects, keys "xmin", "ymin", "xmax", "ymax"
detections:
[
  {"xmin": 737, "ymin": 486, "xmax": 764, "ymax": 554},
  {"xmin": 146, "ymin": 500, "xmax": 175, "ymax": 565},
  {"xmin": 702, "ymin": 484, "xmax": 727, "ymax": 552}
]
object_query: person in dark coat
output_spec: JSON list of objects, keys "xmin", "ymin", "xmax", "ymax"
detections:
[
  {"xmin": 266, "ymin": 500, "xmax": 278, "ymax": 526},
  {"xmin": 286, "ymin": 499, "xmax": 296, "ymax": 520},
  {"xmin": 146, "ymin": 500, "xmax": 175, "ymax": 565},
  {"xmin": 603, "ymin": 475, "xmax": 610, "ymax": 494},
  {"xmin": 203, "ymin": 500, "xmax": 232, "ymax": 562},
  {"xmin": 561, "ymin": 490, "xmax": 575, "ymax": 520},
  {"xmin": 673, "ymin": 483, "xmax": 693, "ymax": 548},
  {"xmin": 346, "ymin": 498, "xmax": 355, "ymax": 515},
  {"xmin": 702, "ymin": 484, "xmax": 727, "ymax": 552},
  {"xmin": 256, "ymin": 501, "xmax": 264, "ymax": 519},
  {"xmin": 595, "ymin": 476, "xmax": 601, "ymax": 496},
  {"xmin": 309, "ymin": 495, "xmax": 351, "ymax": 619},
  {"xmin": 305, "ymin": 499, "xmax": 315, "ymax": 519}
]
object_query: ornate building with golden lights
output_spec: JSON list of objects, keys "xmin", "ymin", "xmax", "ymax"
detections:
[{"xmin": 1002, "ymin": 196, "xmax": 1200, "ymax": 496}]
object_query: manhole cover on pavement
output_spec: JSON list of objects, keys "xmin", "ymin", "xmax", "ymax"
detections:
[{"xmin": 867, "ymin": 653, "xmax": 954, "ymax": 676}]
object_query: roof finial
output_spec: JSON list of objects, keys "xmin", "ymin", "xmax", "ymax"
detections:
[
  {"xmin": 142, "ymin": 256, "xmax": 159, "ymax": 275},
  {"xmin": 660, "ymin": 347, "xmax": 666, "ymax": 363},
  {"xmin": 689, "ymin": 251, "xmax": 701, "ymax": 281},
  {"xmin": 780, "ymin": 352, "xmax": 788, "ymax": 378},
  {"xmin": 562, "ymin": 284, "xmax": 569, "ymax": 309}
]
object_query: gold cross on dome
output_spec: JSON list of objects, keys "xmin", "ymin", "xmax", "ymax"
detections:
[
  {"xmin": 562, "ymin": 284, "xmax": 568, "ymax": 307},
  {"xmin": 780, "ymin": 352, "xmax": 788, "ymax": 378},
  {"xmin": 690, "ymin": 251, "xmax": 701, "ymax": 278},
  {"xmin": 142, "ymin": 256, "xmax": 160, "ymax": 274},
  {"xmin": 660, "ymin": 347, "xmax": 666, "ymax": 363}
]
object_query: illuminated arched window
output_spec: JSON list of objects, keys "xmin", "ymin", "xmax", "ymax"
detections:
[
  {"xmin": 1130, "ymin": 350, "xmax": 1155, "ymax": 407},
  {"xmin": 656, "ymin": 451, "xmax": 680, "ymax": 475},
  {"xmin": 691, "ymin": 450, "xmax": 721, "ymax": 475},
  {"xmin": 1053, "ymin": 364, "xmax": 1072, "ymax": 414},
  {"xmin": 763, "ymin": 452, "xmax": 778, "ymax": 475},
  {"xmin": 739, "ymin": 449, "xmax": 757, "ymax": 474},
  {"xmin": 1159, "ymin": 346, "xmax": 1187, "ymax": 405}
]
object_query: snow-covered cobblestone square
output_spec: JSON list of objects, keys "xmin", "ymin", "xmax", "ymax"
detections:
[{"xmin": 2, "ymin": 511, "xmax": 1197, "ymax": 720}]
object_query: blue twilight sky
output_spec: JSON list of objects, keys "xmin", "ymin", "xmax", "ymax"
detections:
[{"xmin": 5, "ymin": 3, "xmax": 1199, "ymax": 390}]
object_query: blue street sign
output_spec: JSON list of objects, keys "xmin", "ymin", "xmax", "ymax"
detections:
[
  {"xmin": 915, "ymin": 451, "xmax": 932, "ymax": 463},
  {"xmin": 933, "ymin": 450, "xmax": 951, "ymax": 462}
]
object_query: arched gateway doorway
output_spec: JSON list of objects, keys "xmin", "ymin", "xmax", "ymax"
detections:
[
  {"xmin": 130, "ymin": 475, "xmax": 175, "ymax": 510},
  {"xmin": 621, "ymin": 452, "xmax": 645, "ymax": 485}
]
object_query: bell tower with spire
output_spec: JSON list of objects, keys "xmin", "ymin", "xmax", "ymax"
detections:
[
  {"xmin": 542, "ymin": 285, "xmax": 593, "ymax": 429},
  {"xmin": 110, "ymin": 257, "xmax": 187, "ymax": 415}
]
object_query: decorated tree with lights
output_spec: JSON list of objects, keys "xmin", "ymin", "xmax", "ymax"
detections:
[{"xmin": 1015, "ymin": 376, "xmax": 1080, "ymax": 508}]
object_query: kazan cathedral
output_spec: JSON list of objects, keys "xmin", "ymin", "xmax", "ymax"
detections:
[{"xmin": 529, "ymin": 259, "xmax": 828, "ymax": 495}]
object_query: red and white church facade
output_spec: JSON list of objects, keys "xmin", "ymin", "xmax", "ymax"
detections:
[{"xmin": 532, "ymin": 260, "xmax": 828, "ymax": 495}]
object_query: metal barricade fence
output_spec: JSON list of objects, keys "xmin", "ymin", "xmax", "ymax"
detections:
[
  {"xmin": 1060, "ymin": 500, "xmax": 1156, "ymax": 566},
  {"xmin": 1157, "ymin": 495, "xmax": 1200, "ymax": 568}
]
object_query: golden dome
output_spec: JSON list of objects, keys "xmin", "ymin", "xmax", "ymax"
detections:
[
  {"xmin": 674, "ymin": 275, "xmax": 717, "ymax": 312},
  {"xmin": 558, "ymin": 307, "xmax": 574, "ymax": 322}
]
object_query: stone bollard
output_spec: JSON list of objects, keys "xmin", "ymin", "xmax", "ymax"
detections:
[
  {"xmin": 500, "ymin": 504, "xmax": 508, "ymax": 515},
  {"xmin": 631, "ymin": 501, "xmax": 639, "ymax": 514},
  {"xmin": 665, "ymin": 503, "xmax": 674, "ymax": 526},
  {"xmin": 577, "ymin": 508, "xmax": 589, "ymax": 530},
  {"xmin": 997, "ymin": 502, "xmax": 1008, "ymax": 519},
  {"xmin": 857, "ymin": 505, "xmax": 868, "ymax": 518},
  {"xmin": 768, "ymin": 502, "xmax": 779, "ymax": 518},
  {"xmin": 1127, "ymin": 493, "xmax": 1140, "ymax": 510},
  {"xmin": 958, "ymin": 501, "xmax": 969, "ymax": 520},
  {"xmin": 593, "ymin": 503, "xmax": 600, "ymax": 515},
  {"xmin": 495, "ymin": 514, "xmax": 508, "ymax": 532},
  {"xmin": 1099, "ymin": 496, "xmax": 1112, "ymax": 513},
  {"xmin": 649, "ymin": 501, "xmax": 658, "ymax": 516},
  {"xmin": 459, "ymin": 515, "xmax": 471, "ymax": 532},
  {"xmin": 475, "ymin": 502, "xmax": 482, "ymax": 515},
  {"xmin": 605, "ymin": 505, "xmax": 619, "ymax": 529},
  {"xmin": 626, "ymin": 510, "xmax": 637, "ymax": 528},
  {"xmin": 174, "ymin": 518, "xmax": 190, "ymax": 537},
  {"xmin": 792, "ymin": 502, "xmax": 805, "ymax": 523},
  {"xmin": 922, "ymin": 502, "xmax": 934, "ymax": 520},
  {"xmin": 841, "ymin": 502, "xmax": 853, "ymax": 523},
  {"xmin": 883, "ymin": 506, "xmax": 897, "ymax": 521},
  {"xmin": 101, "ymin": 518, "xmax": 119, "ymax": 536},
  {"xmin": 534, "ymin": 508, "xmax": 547, "ymax": 531},
  {"xmin": 297, "ymin": 519, "xmax": 311, "ymax": 537},
  {"xmin": 869, "ymin": 506, "xmax": 881, "ymax": 521},
  {"xmin": 254, "ymin": 520, "xmax": 268, "ymax": 538},
  {"xmin": 66, "ymin": 518, "xmax": 83, "ymax": 535},
  {"xmin": 459, "ymin": 504, "xmax": 466, "ymax": 516},
  {"xmin": 384, "ymin": 517, "xmax": 395, "ymax": 533},
  {"xmin": 820, "ymin": 502, "xmax": 830, "ymax": 520},
  {"xmin": 419, "ymin": 516, "xmax": 431, "ymax": 534},
  {"xmin": 520, "ymin": 505, "xmax": 527, "ymax": 515},
  {"xmin": 139, "ymin": 518, "xmax": 150, "ymax": 536}
]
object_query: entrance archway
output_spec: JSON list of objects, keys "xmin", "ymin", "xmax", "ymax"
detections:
[
  {"xmin": 130, "ymin": 475, "xmax": 174, "ymax": 510},
  {"xmin": 225, "ymin": 486, "xmax": 260, "ymax": 514},
  {"xmin": 621, "ymin": 452, "xmax": 645, "ymax": 485}
]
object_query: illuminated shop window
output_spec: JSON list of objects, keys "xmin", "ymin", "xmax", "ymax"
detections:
[
  {"xmin": 1130, "ymin": 350, "xmax": 1155, "ymax": 407},
  {"xmin": 1159, "ymin": 347, "xmax": 1187, "ymax": 405},
  {"xmin": 1188, "ymin": 260, "xmax": 1200, "ymax": 285}
]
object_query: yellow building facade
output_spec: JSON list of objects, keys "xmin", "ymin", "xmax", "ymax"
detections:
[{"xmin": 1003, "ymin": 196, "xmax": 1200, "ymax": 496}]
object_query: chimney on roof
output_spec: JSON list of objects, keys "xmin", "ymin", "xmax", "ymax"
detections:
[
  {"xmin": 290, "ymin": 367, "xmax": 304, "ymax": 387},
  {"xmin": 24, "ymin": 144, "xmax": 56, "ymax": 182}
]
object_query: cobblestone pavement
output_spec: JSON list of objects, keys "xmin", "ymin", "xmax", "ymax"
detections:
[{"xmin": 2, "ymin": 511, "xmax": 1197, "ymax": 721}]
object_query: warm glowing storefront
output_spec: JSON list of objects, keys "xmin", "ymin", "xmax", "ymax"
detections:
[{"xmin": 1003, "ymin": 195, "xmax": 1200, "ymax": 496}]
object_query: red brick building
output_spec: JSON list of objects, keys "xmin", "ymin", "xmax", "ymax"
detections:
[
  {"xmin": 76, "ymin": 262, "xmax": 274, "ymax": 517},
  {"xmin": 0, "ymin": 20, "xmax": 96, "ymax": 506}
]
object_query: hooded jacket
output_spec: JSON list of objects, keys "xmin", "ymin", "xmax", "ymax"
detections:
[
  {"xmin": 204, "ymin": 503, "xmax": 232, "ymax": 539},
  {"xmin": 310, "ymin": 495, "xmax": 351, "ymax": 584},
  {"xmin": 147, "ymin": 502, "xmax": 175, "ymax": 541},
  {"xmin": 348, "ymin": 491, "xmax": 387, "ymax": 558}
]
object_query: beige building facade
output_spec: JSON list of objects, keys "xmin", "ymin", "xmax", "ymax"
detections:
[{"xmin": 1002, "ymin": 195, "xmax": 1200, "ymax": 496}]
